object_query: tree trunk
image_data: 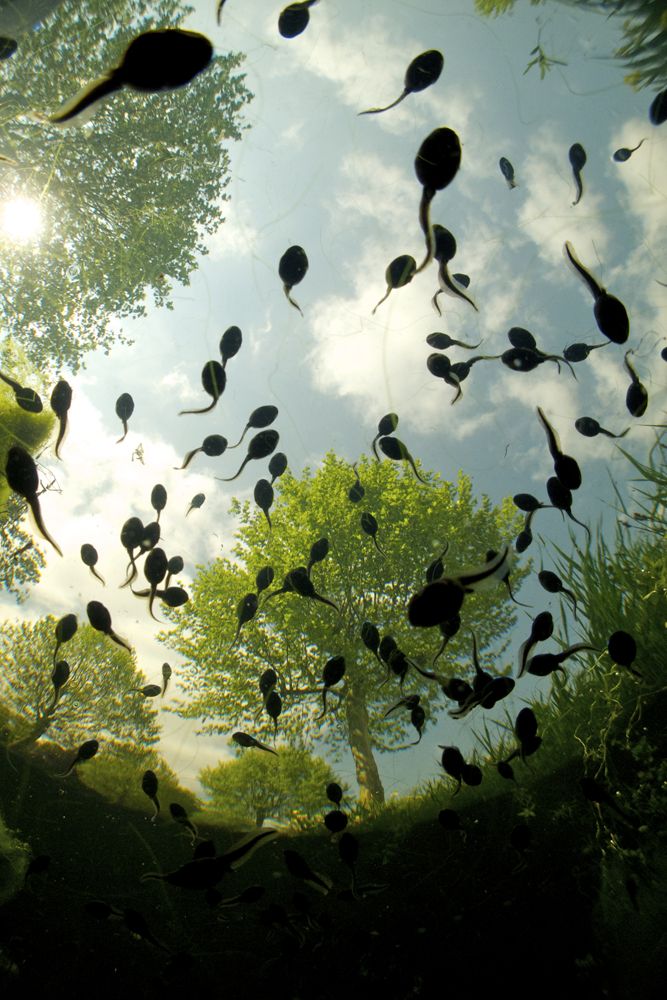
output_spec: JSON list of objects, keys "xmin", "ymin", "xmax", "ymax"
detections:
[
  {"xmin": 8, "ymin": 715, "xmax": 52, "ymax": 751},
  {"xmin": 345, "ymin": 686, "xmax": 385, "ymax": 807}
]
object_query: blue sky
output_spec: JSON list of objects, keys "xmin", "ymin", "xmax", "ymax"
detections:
[{"xmin": 1, "ymin": 0, "xmax": 665, "ymax": 798}]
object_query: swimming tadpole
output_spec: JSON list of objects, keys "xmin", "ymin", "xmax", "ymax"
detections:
[
  {"xmin": 255, "ymin": 566, "xmax": 275, "ymax": 594},
  {"xmin": 347, "ymin": 463, "xmax": 365, "ymax": 503},
  {"xmin": 536, "ymin": 406, "xmax": 582, "ymax": 490},
  {"xmin": 623, "ymin": 352, "xmax": 648, "ymax": 417},
  {"xmin": 216, "ymin": 429, "xmax": 279, "ymax": 482},
  {"xmin": 546, "ymin": 477, "xmax": 590, "ymax": 540},
  {"xmin": 50, "ymin": 379, "xmax": 72, "ymax": 459},
  {"xmin": 613, "ymin": 139, "xmax": 645, "ymax": 162},
  {"xmin": 538, "ymin": 569, "xmax": 578, "ymax": 617},
  {"xmin": 499, "ymin": 156, "xmax": 517, "ymax": 189},
  {"xmin": 141, "ymin": 770, "xmax": 160, "ymax": 821},
  {"xmin": 371, "ymin": 412, "xmax": 399, "ymax": 460},
  {"xmin": 53, "ymin": 613, "xmax": 77, "ymax": 667},
  {"xmin": 57, "ymin": 738, "xmax": 99, "ymax": 777},
  {"xmin": 142, "ymin": 547, "xmax": 169, "ymax": 621},
  {"xmin": 307, "ymin": 537, "xmax": 329, "ymax": 577},
  {"xmin": 377, "ymin": 435, "xmax": 429, "ymax": 485},
  {"xmin": 564, "ymin": 241, "xmax": 629, "ymax": 345},
  {"xmin": 150, "ymin": 484, "xmax": 167, "ymax": 523},
  {"xmin": 5, "ymin": 446, "xmax": 63, "ymax": 556},
  {"xmin": 141, "ymin": 829, "xmax": 279, "ymax": 890},
  {"xmin": 186, "ymin": 492, "xmax": 206, "ymax": 516},
  {"xmin": 279, "ymin": 245, "xmax": 308, "ymax": 314},
  {"xmin": 0, "ymin": 370, "xmax": 43, "ymax": 413},
  {"xmin": 574, "ymin": 416, "xmax": 629, "ymax": 440},
  {"xmin": 177, "ymin": 433, "xmax": 227, "ymax": 471},
  {"xmin": 426, "ymin": 332, "xmax": 480, "ymax": 351},
  {"xmin": 359, "ymin": 49, "xmax": 443, "ymax": 116},
  {"xmin": 278, "ymin": 1, "xmax": 319, "ymax": 39},
  {"xmin": 426, "ymin": 351, "xmax": 463, "ymax": 403},
  {"xmin": 229, "ymin": 592, "xmax": 259, "ymax": 651},
  {"xmin": 568, "ymin": 143, "xmax": 587, "ymax": 206},
  {"xmin": 254, "ymin": 478, "xmax": 274, "ymax": 530},
  {"xmin": 179, "ymin": 361, "xmax": 226, "ymax": 415},
  {"xmin": 649, "ymin": 89, "xmax": 667, "ymax": 126},
  {"xmin": 288, "ymin": 567, "xmax": 340, "ymax": 612},
  {"xmin": 87, "ymin": 600, "xmax": 132, "ymax": 654},
  {"xmin": 316, "ymin": 655, "xmax": 346, "ymax": 720},
  {"xmin": 360, "ymin": 511, "xmax": 385, "ymax": 556},
  {"xmin": 115, "ymin": 393, "xmax": 134, "ymax": 442},
  {"xmin": 233, "ymin": 730, "xmax": 278, "ymax": 755},
  {"xmin": 563, "ymin": 341, "xmax": 608, "ymax": 363},
  {"xmin": 414, "ymin": 127, "xmax": 462, "ymax": 273},
  {"xmin": 229, "ymin": 405, "xmax": 279, "ymax": 449},
  {"xmin": 161, "ymin": 663, "xmax": 172, "ymax": 696},
  {"xmin": 219, "ymin": 325, "xmax": 242, "ymax": 369},
  {"xmin": 81, "ymin": 543, "xmax": 105, "ymax": 585},
  {"xmin": 372, "ymin": 254, "xmax": 416, "ymax": 314},
  {"xmin": 46, "ymin": 28, "xmax": 213, "ymax": 124},
  {"xmin": 268, "ymin": 451, "xmax": 288, "ymax": 485},
  {"xmin": 431, "ymin": 224, "xmax": 477, "ymax": 314}
]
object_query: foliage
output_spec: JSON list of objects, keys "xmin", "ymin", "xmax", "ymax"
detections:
[
  {"xmin": 0, "ymin": 0, "xmax": 253, "ymax": 374},
  {"xmin": 162, "ymin": 451, "xmax": 525, "ymax": 804},
  {"xmin": 78, "ymin": 744, "xmax": 200, "ymax": 815},
  {"xmin": 0, "ymin": 810, "xmax": 28, "ymax": 908},
  {"xmin": 199, "ymin": 745, "xmax": 343, "ymax": 828},
  {"xmin": 0, "ymin": 617, "xmax": 160, "ymax": 751}
]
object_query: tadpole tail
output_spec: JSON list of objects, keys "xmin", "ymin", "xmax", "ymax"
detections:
[
  {"xmin": 283, "ymin": 285, "xmax": 303, "ymax": 316},
  {"xmin": 564, "ymin": 242, "xmax": 603, "ymax": 299},
  {"xmin": 54, "ymin": 418, "xmax": 67, "ymax": 459},
  {"xmin": 262, "ymin": 509, "xmax": 272, "ymax": 531},
  {"xmin": 315, "ymin": 688, "xmax": 328, "ymax": 721},
  {"xmin": 147, "ymin": 588, "xmax": 161, "ymax": 623},
  {"xmin": 116, "ymin": 420, "xmax": 129, "ymax": 444},
  {"xmin": 227, "ymin": 428, "xmax": 248, "ymax": 450},
  {"xmin": 415, "ymin": 187, "xmax": 436, "ymax": 274},
  {"xmin": 216, "ymin": 455, "xmax": 250, "ymax": 482},
  {"xmin": 28, "ymin": 496, "xmax": 63, "ymax": 556},
  {"xmin": 372, "ymin": 536, "xmax": 385, "ymax": 557},
  {"xmin": 566, "ymin": 508, "xmax": 591, "ymax": 541},
  {"xmin": 449, "ymin": 379, "xmax": 463, "ymax": 405},
  {"xmin": 431, "ymin": 289, "xmax": 443, "ymax": 315},
  {"xmin": 313, "ymin": 592, "xmax": 340, "ymax": 613},
  {"xmin": 371, "ymin": 433, "xmax": 381, "ymax": 461},
  {"xmin": 120, "ymin": 557, "xmax": 138, "ymax": 589},
  {"xmin": 407, "ymin": 455, "xmax": 429, "ymax": 486},
  {"xmin": 175, "ymin": 446, "xmax": 200, "ymax": 471},
  {"xmin": 371, "ymin": 286, "xmax": 391, "ymax": 315},
  {"xmin": 358, "ymin": 88, "xmax": 408, "ymax": 116},
  {"xmin": 600, "ymin": 426, "xmax": 629, "ymax": 439},
  {"xmin": 47, "ymin": 71, "xmax": 121, "ymax": 124},
  {"xmin": 90, "ymin": 566, "xmax": 106, "ymax": 586},
  {"xmin": 109, "ymin": 628, "xmax": 132, "ymax": 654},
  {"xmin": 179, "ymin": 398, "xmax": 217, "ymax": 416},
  {"xmin": 150, "ymin": 797, "xmax": 160, "ymax": 821},
  {"xmin": 439, "ymin": 263, "xmax": 478, "ymax": 312},
  {"xmin": 571, "ymin": 171, "xmax": 583, "ymax": 206}
]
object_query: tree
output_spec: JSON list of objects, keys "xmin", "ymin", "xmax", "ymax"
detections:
[
  {"xmin": 0, "ymin": 0, "xmax": 253, "ymax": 374},
  {"xmin": 475, "ymin": 0, "xmax": 667, "ymax": 91},
  {"xmin": 0, "ymin": 617, "xmax": 160, "ymax": 751},
  {"xmin": 162, "ymin": 452, "xmax": 525, "ymax": 807},
  {"xmin": 199, "ymin": 745, "xmax": 344, "ymax": 828}
]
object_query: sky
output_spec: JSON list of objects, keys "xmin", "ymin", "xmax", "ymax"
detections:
[{"xmin": 0, "ymin": 0, "xmax": 665, "ymax": 801}]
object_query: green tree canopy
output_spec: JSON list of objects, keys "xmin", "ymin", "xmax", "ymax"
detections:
[
  {"xmin": 0, "ymin": 0, "xmax": 252, "ymax": 374},
  {"xmin": 161, "ymin": 452, "xmax": 525, "ymax": 806},
  {"xmin": 199, "ymin": 745, "xmax": 344, "ymax": 828},
  {"xmin": 0, "ymin": 617, "xmax": 160, "ymax": 751}
]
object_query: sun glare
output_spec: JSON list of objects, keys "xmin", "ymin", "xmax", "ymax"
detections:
[{"xmin": 1, "ymin": 196, "xmax": 44, "ymax": 244}]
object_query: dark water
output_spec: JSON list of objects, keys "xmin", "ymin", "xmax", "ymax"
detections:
[{"xmin": 0, "ymin": 0, "xmax": 665, "ymax": 995}]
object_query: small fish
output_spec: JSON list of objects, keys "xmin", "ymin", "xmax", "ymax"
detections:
[
  {"xmin": 141, "ymin": 830, "xmax": 279, "ymax": 889},
  {"xmin": 278, "ymin": 1, "xmax": 319, "ymax": 39},
  {"xmin": 284, "ymin": 849, "xmax": 332, "ymax": 894},
  {"xmin": 414, "ymin": 127, "xmax": 462, "ymax": 273},
  {"xmin": 546, "ymin": 476, "xmax": 590, "ymax": 540},
  {"xmin": 87, "ymin": 600, "xmax": 132, "ymax": 653},
  {"xmin": 538, "ymin": 570, "xmax": 578, "ymax": 616},
  {"xmin": 537, "ymin": 407, "xmax": 582, "ymax": 490},
  {"xmin": 50, "ymin": 379, "xmax": 72, "ymax": 458},
  {"xmin": 377, "ymin": 436, "xmax": 429, "ymax": 485},
  {"xmin": 265, "ymin": 690, "xmax": 282, "ymax": 737},
  {"xmin": 219, "ymin": 325, "xmax": 242, "ymax": 368},
  {"xmin": 254, "ymin": 479, "xmax": 274, "ymax": 530},
  {"xmin": 161, "ymin": 663, "xmax": 172, "ymax": 696},
  {"xmin": 229, "ymin": 593, "xmax": 259, "ymax": 650},
  {"xmin": 613, "ymin": 139, "xmax": 645, "ymax": 162},
  {"xmin": 372, "ymin": 254, "xmax": 416, "ymax": 314},
  {"xmin": 80, "ymin": 543, "xmax": 105, "ymax": 585},
  {"xmin": 179, "ymin": 361, "xmax": 226, "ymax": 416},
  {"xmin": 232, "ymin": 731, "xmax": 278, "ymax": 755},
  {"xmin": 623, "ymin": 352, "xmax": 648, "ymax": 417},
  {"xmin": 326, "ymin": 782, "xmax": 343, "ymax": 806},
  {"xmin": 57, "ymin": 738, "xmax": 99, "ymax": 777},
  {"xmin": 563, "ymin": 341, "xmax": 608, "ymax": 363},
  {"xmin": 268, "ymin": 452, "xmax": 288, "ymax": 484},
  {"xmin": 649, "ymin": 88, "xmax": 667, "ymax": 126},
  {"xmin": 607, "ymin": 630, "xmax": 641, "ymax": 678},
  {"xmin": 568, "ymin": 142, "xmax": 587, "ymax": 205},
  {"xmin": 279, "ymin": 245, "xmax": 308, "ymax": 314},
  {"xmin": 177, "ymin": 434, "xmax": 227, "ymax": 472},
  {"xmin": 359, "ymin": 49, "xmax": 443, "ymax": 115},
  {"xmin": 360, "ymin": 511, "xmax": 385, "ymax": 556},
  {"xmin": 47, "ymin": 29, "xmax": 213, "ymax": 124},
  {"xmin": 150, "ymin": 484, "xmax": 167, "ymax": 523},
  {"xmin": 169, "ymin": 803, "xmax": 198, "ymax": 842},
  {"xmin": 5, "ymin": 446, "xmax": 62, "ymax": 555},
  {"xmin": 229, "ymin": 405, "xmax": 279, "ymax": 450},
  {"xmin": 133, "ymin": 684, "xmax": 162, "ymax": 698},
  {"xmin": 216, "ymin": 429, "xmax": 279, "ymax": 482},
  {"xmin": 255, "ymin": 566, "xmax": 275, "ymax": 594},
  {"xmin": 186, "ymin": 492, "xmax": 206, "ymax": 515},
  {"xmin": 564, "ymin": 242, "xmax": 629, "ymax": 345},
  {"xmin": 426, "ymin": 332, "xmax": 480, "ymax": 351},
  {"xmin": 141, "ymin": 769, "xmax": 160, "ymax": 820},
  {"xmin": 371, "ymin": 413, "xmax": 399, "ymax": 460},
  {"xmin": 316, "ymin": 655, "xmax": 346, "ymax": 720},
  {"xmin": 574, "ymin": 417, "xmax": 628, "ymax": 439},
  {"xmin": 115, "ymin": 393, "xmax": 134, "ymax": 442},
  {"xmin": 499, "ymin": 156, "xmax": 517, "ymax": 189}
]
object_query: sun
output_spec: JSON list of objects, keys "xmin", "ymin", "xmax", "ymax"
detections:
[{"xmin": 0, "ymin": 196, "xmax": 44, "ymax": 244}]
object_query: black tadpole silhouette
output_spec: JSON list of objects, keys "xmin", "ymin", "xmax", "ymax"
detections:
[
  {"xmin": 81, "ymin": 543, "xmax": 105, "ymax": 585},
  {"xmin": 150, "ymin": 484, "xmax": 167, "ymax": 522},
  {"xmin": 649, "ymin": 89, "xmax": 667, "ymax": 125},
  {"xmin": 499, "ymin": 156, "xmax": 517, "ymax": 189},
  {"xmin": 229, "ymin": 593, "xmax": 259, "ymax": 650},
  {"xmin": 624, "ymin": 352, "xmax": 648, "ymax": 417},
  {"xmin": 307, "ymin": 537, "xmax": 329, "ymax": 577},
  {"xmin": 53, "ymin": 613, "xmax": 78, "ymax": 667},
  {"xmin": 185, "ymin": 495, "xmax": 205, "ymax": 519},
  {"xmin": 427, "ymin": 332, "xmax": 480, "ymax": 351},
  {"xmin": 279, "ymin": 245, "xmax": 308, "ymax": 314},
  {"xmin": 546, "ymin": 476, "xmax": 590, "ymax": 540},
  {"xmin": 229, "ymin": 405, "xmax": 279, "ymax": 449},
  {"xmin": 568, "ymin": 142, "xmax": 587, "ymax": 205},
  {"xmin": 348, "ymin": 463, "xmax": 365, "ymax": 502},
  {"xmin": 47, "ymin": 28, "xmax": 213, "ymax": 124},
  {"xmin": 431, "ymin": 224, "xmax": 477, "ymax": 314},
  {"xmin": 359, "ymin": 49, "xmax": 443, "ymax": 115},
  {"xmin": 177, "ymin": 434, "xmax": 227, "ymax": 471},
  {"xmin": 0, "ymin": 371, "xmax": 43, "ymax": 413},
  {"xmin": 115, "ymin": 393, "xmax": 134, "ymax": 442},
  {"xmin": 5, "ymin": 446, "xmax": 63, "ymax": 556},
  {"xmin": 254, "ymin": 479, "xmax": 274, "ymax": 530},
  {"xmin": 268, "ymin": 452, "xmax": 288, "ymax": 484},
  {"xmin": 575, "ymin": 417, "xmax": 628, "ymax": 439},
  {"xmin": 316, "ymin": 655, "xmax": 346, "ymax": 720},
  {"xmin": 360, "ymin": 511, "xmax": 385, "ymax": 555},
  {"xmin": 180, "ymin": 361, "xmax": 226, "ymax": 415},
  {"xmin": 87, "ymin": 600, "xmax": 132, "ymax": 653},
  {"xmin": 372, "ymin": 254, "xmax": 416, "ymax": 314},
  {"xmin": 371, "ymin": 413, "xmax": 399, "ymax": 459},
  {"xmin": 538, "ymin": 570, "xmax": 578, "ymax": 617},
  {"xmin": 278, "ymin": 1, "xmax": 319, "ymax": 39},
  {"xmin": 564, "ymin": 242, "xmax": 629, "ymax": 345},
  {"xmin": 216, "ymin": 429, "xmax": 279, "ymax": 482},
  {"xmin": 57, "ymin": 739, "xmax": 99, "ymax": 777},
  {"xmin": 377, "ymin": 436, "xmax": 429, "ymax": 485},
  {"xmin": 563, "ymin": 341, "xmax": 608, "ymax": 363},
  {"xmin": 119, "ymin": 517, "xmax": 143, "ymax": 587},
  {"xmin": 613, "ymin": 139, "xmax": 645, "ymax": 162},
  {"xmin": 219, "ymin": 325, "xmax": 242, "ymax": 369},
  {"xmin": 256, "ymin": 566, "xmax": 275, "ymax": 594},
  {"xmin": 414, "ymin": 127, "xmax": 462, "ymax": 273},
  {"xmin": 50, "ymin": 379, "xmax": 72, "ymax": 458}
]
